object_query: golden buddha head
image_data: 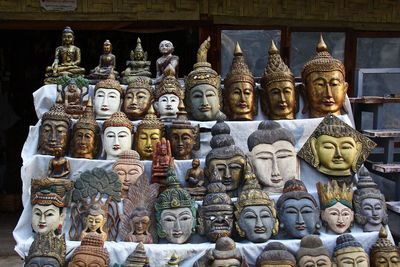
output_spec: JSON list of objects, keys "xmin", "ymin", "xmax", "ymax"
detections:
[
  {"xmin": 334, "ymin": 234, "xmax": 369, "ymax": 267},
  {"xmin": 370, "ymin": 227, "xmax": 400, "ymax": 267},
  {"xmin": 68, "ymin": 233, "xmax": 109, "ymax": 267},
  {"xmin": 296, "ymin": 235, "xmax": 332, "ymax": 267},
  {"xmin": 103, "ymin": 39, "xmax": 112, "ymax": 54},
  {"xmin": 123, "ymin": 77, "xmax": 153, "ymax": 120},
  {"xmin": 256, "ymin": 242, "xmax": 296, "ymax": 267},
  {"xmin": 62, "ymin": 26, "xmax": 74, "ymax": 46},
  {"xmin": 301, "ymin": 35, "xmax": 348, "ymax": 118}
]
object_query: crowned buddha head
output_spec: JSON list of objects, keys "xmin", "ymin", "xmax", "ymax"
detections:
[
  {"xmin": 122, "ymin": 242, "xmax": 149, "ymax": 267},
  {"xmin": 25, "ymin": 232, "xmax": 66, "ymax": 267},
  {"xmin": 199, "ymin": 167, "xmax": 234, "ymax": 242},
  {"xmin": 334, "ymin": 234, "xmax": 369, "ymax": 267},
  {"xmin": 234, "ymin": 162, "xmax": 278, "ymax": 243},
  {"xmin": 260, "ymin": 40, "xmax": 296, "ymax": 120},
  {"xmin": 317, "ymin": 180, "xmax": 354, "ymax": 234},
  {"xmin": 155, "ymin": 166, "xmax": 197, "ymax": 244},
  {"xmin": 38, "ymin": 94, "xmax": 72, "ymax": 156},
  {"xmin": 205, "ymin": 114, "xmax": 245, "ymax": 197},
  {"xmin": 224, "ymin": 42, "xmax": 256, "ymax": 121},
  {"xmin": 256, "ymin": 242, "xmax": 296, "ymax": 267},
  {"xmin": 103, "ymin": 112, "xmax": 133, "ymax": 160},
  {"xmin": 68, "ymin": 233, "xmax": 110, "ymax": 267},
  {"xmin": 135, "ymin": 105, "xmax": 164, "ymax": 160},
  {"xmin": 71, "ymin": 98, "xmax": 100, "ymax": 159},
  {"xmin": 297, "ymin": 235, "xmax": 332, "ymax": 267},
  {"xmin": 185, "ymin": 37, "xmax": 222, "ymax": 121},
  {"xmin": 94, "ymin": 75, "xmax": 123, "ymax": 120},
  {"xmin": 276, "ymin": 179, "xmax": 320, "ymax": 239},
  {"xmin": 247, "ymin": 121, "xmax": 297, "ymax": 193},
  {"xmin": 80, "ymin": 203, "xmax": 108, "ymax": 241},
  {"xmin": 370, "ymin": 227, "xmax": 400, "ymax": 267},
  {"xmin": 301, "ymin": 35, "xmax": 348, "ymax": 118},
  {"xmin": 354, "ymin": 167, "xmax": 388, "ymax": 232},
  {"xmin": 123, "ymin": 77, "xmax": 153, "ymax": 120}
]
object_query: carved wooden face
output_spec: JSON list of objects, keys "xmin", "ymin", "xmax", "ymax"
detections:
[
  {"xmin": 159, "ymin": 40, "xmax": 174, "ymax": 55},
  {"xmin": 160, "ymin": 207, "xmax": 194, "ymax": 244},
  {"xmin": 189, "ymin": 84, "xmax": 221, "ymax": 121},
  {"xmin": 154, "ymin": 94, "xmax": 180, "ymax": 120},
  {"xmin": 85, "ymin": 214, "xmax": 106, "ymax": 233},
  {"xmin": 62, "ymin": 32, "xmax": 74, "ymax": 46},
  {"xmin": 211, "ymin": 259, "xmax": 241, "ymax": 267},
  {"xmin": 321, "ymin": 202, "xmax": 354, "ymax": 234},
  {"xmin": 336, "ymin": 250, "xmax": 369, "ymax": 267},
  {"xmin": 372, "ymin": 251, "xmax": 400, "ymax": 267},
  {"xmin": 103, "ymin": 126, "xmax": 132, "ymax": 160},
  {"xmin": 68, "ymin": 253, "xmax": 107, "ymax": 267},
  {"xmin": 265, "ymin": 80, "xmax": 296, "ymax": 120},
  {"xmin": 112, "ymin": 163, "xmax": 143, "ymax": 197},
  {"xmin": 226, "ymin": 81, "xmax": 254, "ymax": 120},
  {"xmin": 238, "ymin": 205, "xmax": 275, "ymax": 243},
  {"xmin": 135, "ymin": 128, "xmax": 162, "ymax": 160},
  {"xmin": 39, "ymin": 119, "xmax": 69, "ymax": 156},
  {"xmin": 360, "ymin": 198, "xmax": 386, "ymax": 230},
  {"xmin": 131, "ymin": 214, "xmax": 150, "ymax": 235},
  {"xmin": 169, "ymin": 128, "xmax": 195, "ymax": 160},
  {"xmin": 31, "ymin": 204, "xmax": 64, "ymax": 235},
  {"xmin": 123, "ymin": 89, "xmax": 152, "ymax": 120},
  {"xmin": 25, "ymin": 256, "xmax": 61, "ymax": 267},
  {"xmin": 201, "ymin": 208, "xmax": 234, "ymax": 242},
  {"xmin": 94, "ymin": 88, "xmax": 121, "ymax": 120},
  {"xmin": 298, "ymin": 255, "xmax": 332, "ymax": 267},
  {"xmin": 71, "ymin": 128, "xmax": 96, "ymax": 159}
]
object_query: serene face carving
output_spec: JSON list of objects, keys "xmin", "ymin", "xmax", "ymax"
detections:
[
  {"xmin": 280, "ymin": 199, "xmax": 319, "ymax": 238},
  {"xmin": 32, "ymin": 204, "xmax": 64, "ymax": 235},
  {"xmin": 169, "ymin": 128, "xmax": 195, "ymax": 160},
  {"xmin": 159, "ymin": 40, "xmax": 174, "ymax": 55},
  {"xmin": 336, "ymin": 251, "xmax": 369, "ymax": 267},
  {"xmin": 226, "ymin": 81, "xmax": 254, "ymax": 117},
  {"xmin": 372, "ymin": 251, "xmax": 400, "ymax": 267},
  {"xmin": 113, "ymin": 163, "xmax": 143, "ymax": 194},
  {"xmin": 160, "ymin": 207, "xmax": 194, "ymax": 244},
  {"xmin": 211, "ymin": 259, "xmax": 241, "ymax": 267},
  {"xmin": 94, "ymin": 88, "xmax": 121, "ymax": 119},
  {"xmin": 208, "ymin": 156, "xmax": 245, "ymax": 194},
  {"xmin": 190, "ymin": 84, "xmax": 220, "ymax": 120},
  {"xmin": 155, "ymin": 94, "xmax": 180, "ymax": 119},
  {"xmin": 136, "ymin": 128, "xmax": 161, "ymax": 160},
  {"xmin": 123, "ymin": 89, "xmax": 152, "ymax": 119},
  {"xmin": 321, "ymin": 202, "xmax": 353, "ymax": 234},
  {"xmin": 265, "ymin": 80, "xmax": 296, "ymax": 119},
  {"xmin": 25, "ymin": 256, "xmax": 61, "ymax": 267},
  {"xmin": 202, "ymin": 209, "xmax": 234, "ymax": 241},
  {"xmin": 103, "ymin": 43, "xmax": 111, "ymax": 54},
  {"xmin": 72, "ymin": 128, "xmax": 96, "ymax": 158},
  {"xmin": 361, "ymin": 198, "xmax": 385, "ymax": 228},
  {"xmin": 86, "ymin": 214, "xmax": 105, "ymax": 233},
  {"xmin": 238, "ymin": 206, "xmax": 275, "ymax": 243},
  {"xmin": 62, "ymin": 32, "xmax": 73, "ymax": 46},
  {"xmin": 68, "ymin": 254, "xmax": 107, "ymax": 267},
  {"xmin": 305, "ymin": 71, "xmax": 348, "ymax": 117},
  {"xmin": 39, "ymin": 120, "xmax": 69, "ymax": 155},
  {"xmin": 298, "ymin": 255, "xmax": 331, "ymax": 267},
  {"xmin": 131, "ymin": 215, "xmax": 150, "ymax": 235},
  {"xmin": 103, "ymin": 126, "xmax": 132, "ymax": 160},
  {"xmin": 250, "ymin": 141, "xmax": 297, "ymax": 192}
]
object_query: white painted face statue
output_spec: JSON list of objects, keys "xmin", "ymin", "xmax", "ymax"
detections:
[
  {"xmin": 160, "ymin": 207, "xmax": 194, "ymax": 244},
  {"xmin": 154, "ymin": 94, "xmax": 180, "ymax": 120},
  {"xmin": 94, "ymin": 88, "xmax": 121, "ymax": 120},
  {"xmin": 32, "ymin": 204, "xmax": 65, "ymax": 235},
  {"xmin": 103, "ymin": 126, "xmax": 132, "ymax": 160}
]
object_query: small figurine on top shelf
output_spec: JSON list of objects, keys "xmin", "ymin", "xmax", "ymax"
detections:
[
  {"xmin": 185, "ymin": 159, "xmax": 206, "ymax": 200},
  {"xmin": 121, "ymin": 37, "xmax": 152, "ymax": 84},
  {"xmin": 87, "ymin": 40, "xmax": 119, "ymax": 84},
  {"xmin": 153, "ymin": 40, "xmax": 179, "ymax": 85}
]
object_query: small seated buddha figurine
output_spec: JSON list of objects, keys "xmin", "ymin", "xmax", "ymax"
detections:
[
  {"xmin": 68, "ymin": 233, "xmax": 110, "ymax": 267},
  {"xmin": 260, "ymin": 41, "xmax": 296, "ymax": 120},
  {"xmin": 185, "ymin": 159, "xmax": 206, "ymax": 200},
  {"xmin": 247, "ymin": 120, "xmax": 298, "ymax": 194},
  {"xmin": 154, "ymin": 65, "xmax": 184, "ymax": 121},
  {"xmin": 121, "ymin": 37, "xmax": 152, "ymax": 84},
  {"xmin": 155, "ymin": 163, "xmax": 197, "ymax": 244},
  {"xmin": 88, "ymin": 40, "xmax": 119, "ymax": 84},
  {"xmin": 298, "ymin": 114, "xmax": 376, "ymax": 183},
  {"xmin": 185, "ymin": 36, "xmax": 222, "ymax": 121},
  {"xmin": 153, "ymin": 40, "xmax": 179, "ymax": 85},
  {"xmin": 235, "ymin": 161, "xmax": 278, "ymax": 243},
  {"xmin": 38, "ymin": 94, "xmax": 72, "ymax": 156},
  {"xmin": 71, "ymin": 98, "xmax": 101, "ymax": 159},
  {"xmin": 47, "ymin": 147, "xmax": 70, "ymax": 179},
  {"xmin": 256, "ymin": 242, "xmax": 296, "ymax": 267},
  {"xmin": 24, "ymin": 231, "xmax": 66, "ymax": 267},
  {"xmin": 80, "ymin": 203, "xmax": 108, "ymax": 241},
  {"xmin": 194, "ymin": 237, "xmax": 249, "ymax": 267},
  {"xmin": 205, "ymin": 113, "xmax": 246, "ymax": 197},
  {"xmin": 58, "ymin": 76, "xmax": 89, "ymax": 118},
  {"xmin": 103, "ymin": 112, "xmax": 133, "ymax": 160},
  {"xmin": 198, "ymin": 167, "xmax": 234, "ymax": 242},
  {"xmin": 317, "ymin": 180, "xmax": 354, "ymax": 234},
  {"xmin": 151, "ymin": 138, "xmax": 172, "ymax": 192},
  {"xmin": 301, "ymin": 35, "xmax": 348, "ymax": 118},
  {"xmin": 296, "ymin": 235, "xmax": 332, "ymax": 267},
  {"xmin": 224, "ymin": 42, "xmax": 256, "ymax": 121},
  {"xmin": 370, "ymin": 227, "xmax": 400, "ymax": 267},
  {"xmin": 276, "ymin": 179, "xmax": 320, "ymax": 239},
  {"xmin": 44, "ymin": 26, "xmax": 85, "ymax": 84},
  {"xmin": 333, "ymin": 234, "xmax": 369, "ymax": 267},
  {"xmin": 354, "ymin": 166, "xmax": 388, "ymax": 232},
  {"xmin": 123, "ymin": 76, "xmax": 153, "ymax": 120},
  {"xmin": 93, "ymin": 74, "xmax": 124, "ymax": 120},
  {"xmin": 135, "ymin": 105, "xmax": 165, "ymax": 160},
  {"xmin": 167, "ymin": 101, "xmax": 200, "ymax": 160},
  {"xmin": 122, "ymin": 242, "xmax": 150, "ymax": 267}
]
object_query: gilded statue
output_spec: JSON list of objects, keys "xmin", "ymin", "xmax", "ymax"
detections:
[
  {"xmin": 88, "ymin": 40, "xmax": 119, "ymax": 84},
  {"xmin": 121, "ymin": 37, "xmax": 152, "ymax": 84},
  {"xmin": 256, "ymin": 242, "xmax": 296, "ymax": 267},
  {"xmin": 184, "ymin": 159, "xmax": 206, "ymax": 200},
  {"xmin": 68, "ymin": 233, "xmax": 110, "ymax": 267},
  {"xmin": 297, "ymin": 235, "xmax": 332, "ymax": 267},
  {"xmin": 153, "ymin": 40, "xmax": 179, "ymax": 85},
  {"xmin": 103, "ymin": 112, "xmax": 133, "ymax": 160},
  {"xmin": 333, "ymin": 234, "xmax": 369, "ymax": 267},
  {"xmin": 122, "ymin": 76, "xmax": 153, "ymax": 120},
  {"xmin": 370, "ymin": 227, "xmax": 400, "ymax": 267}
]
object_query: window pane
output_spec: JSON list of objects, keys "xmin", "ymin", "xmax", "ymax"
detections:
[
  {"xmin": 290, "ymin": 32, "xmax": 345, "ymax": 78},
  {"xmin": 221, "ymin": 30, "xmax": 281, "ymax": 78},
  {"xmin": 356, "ymin": 38, "xmax": 400, "ymax": 68}
]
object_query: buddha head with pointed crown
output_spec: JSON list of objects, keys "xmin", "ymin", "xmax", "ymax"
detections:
[
  {"xmin": 334, "ymin": 234, "xmax": 369, "ymax": 267},
  {"xmin": 25, "ymin": 232, "xmax": 66, "ymax": 267},
  {"xmin": 370, "ymin": 227, "xmax": 400, "ymax": 267},
  {"xmin": 94, "ymin": 74, "xmax": 123, "ymax": 120},
  {"xmin": 103, "ymin": 112, "xmax": 133, "ymax": 160},
  {"xmin": 123, "ymin": 76, "xmax": 153, "ymax": 120}
]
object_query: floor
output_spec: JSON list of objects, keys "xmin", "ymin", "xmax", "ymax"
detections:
[{"xmin": 0, "ymin": 212, "xmax": 24, "ymax": 266}]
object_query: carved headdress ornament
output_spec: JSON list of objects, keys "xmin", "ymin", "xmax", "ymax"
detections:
[
  {"xmin": 25, "ymin": 232, "xmax": 66, "ymax": 266},
  {"xmin": 371, "ymin": 227, "xmax": 399, "ymax": 254},
  {"xmin": 123, "ymin": 242, "xmax": 149, "ymax": 267},
  {"xmin": 225, "ymin": 42, "xmax": 254, "ymax": 88},
  {"xmin": 154, "ymin": 65, "xmax": 184, "ymax": 100},
  {"xmin": 247, "ymin": 121, "xmax": 295, "ymax": 151},
  {"xmin": 256, "ymin": 242, "xmax": 296, "ymax": 267},
  {"xmin": 63, "ymin": 26, "xmax": 73, "ymax": 34},
  {"xmin": 277, "ymin": 179, "xmax": 318, "ymax": 209},
  {"xmin": 317, "ymin": 180, "xmax": 353, "ymax": 209},
  {"xmin": 31, "ymin": 190, "xmax": 64, "ymax": 208},
  {"xmin": 74, "ymin": 97, "xmax": 99, "ymax": 133},
  {"xmin": 112, "ymin": 150, "xmax": 144, "ymax": 170},
  {"xmin": 71, "ymin": 233, "xmax": 110, "ymax": 265},
  {"xmin": 42, "ymin": 94, "xmax": 72, "ymax": 125},
  {"xmin": 203, "ymin": 167, "xmax": 233, "ymax": 212},
  {"xmin": 95, "ymin": 73, "xmax": 124, "ymax": 96},
  {"xmin": 103, "ymin": 111, "xmax": 133, "ymax": 132},
  {"xmin": 136, "ymin": 105, "xmax": 164, "ymax": 131},
  {"xmin": 297, "ymin": 235, "xmax": 330, "ymax": 261},
  {"xmin": 127, "ymin": 76, "xmax": 153, "ymax": 94}
]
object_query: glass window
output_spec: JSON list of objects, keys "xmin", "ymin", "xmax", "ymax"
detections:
[{"xmin": 357, "ymin": 38, "xmax": 400, "ymax": 68}]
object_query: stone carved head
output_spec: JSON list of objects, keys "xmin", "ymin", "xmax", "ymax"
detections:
[
  {"xmin": 333, "ymin": 234, "xmax": 369, "ymax": 267},
  {"xmin": 103, "ymin": 112, "xmax": 133, "ymax": 160},
  {"xmin": 94, "ymin": 75, "xmax": 123, "ymax": 120},
  {"xmin": 123, "ymin": 77, "xmax": 153, "ymax": 120},
  {"xmin": 296, "ymin": 235, "xmax": 332, "ymax": 267},
  {"xmin": 68, "ymin": 233, "xmax": 110, "ymax": 267},
  {"xmin": 25, "ymin": 232, "xmax": 66, "ymax": 267},
  {"xmin": 256, "ymin": 242, "xmax": 296, "ymax": 267},
  {"xmin": 370, "ymin": 227, "xmax": 400, "ymax": 267}
]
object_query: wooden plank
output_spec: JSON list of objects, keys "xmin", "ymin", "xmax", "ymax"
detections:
[
  {"xmin": 363, "ymin": 129, "xmax": 400, "ymax": 138},
  {"xmin": 349, "ymin": 96, "xmax": 400, "ymax": 104},
  {"xmin": 371, "ymin": 163, "xmax": 400, "ymax": 173}
]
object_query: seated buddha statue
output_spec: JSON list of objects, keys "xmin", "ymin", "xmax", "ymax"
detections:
[
  {"xmin": 87, "ymin": 40, "xmax": 119, "ymax": 84},
  {"xmin": 185, "ymin": 159, "xmax": 206, "ymax": 200},
  {"xmin": 44, "ymin": 26, "xmax": 85, "ymax": 84},
  {"xmin": 121, "ymin": 37, "xmax": 152, "ymax": 84},
  {"xmin": 151, "ymin": 138, "xmax": 172, "ymax": 192},
  {"xmin": 153, "ymin": 40, "xmax": 179, "ymax": 85},
  {"xmin": 47, "ymin": 147, "xmax": 70, "ymax": 179}
]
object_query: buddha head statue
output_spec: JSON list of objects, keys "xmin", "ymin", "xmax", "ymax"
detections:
[
  {"xmin": 256, "ymin": 242, "xmax": 296, "ymax": 267},
  {"xmin": 301, "ymin": 35, "xmax": 348, "ymax": 118},
  {"xmin": 224, "ymin": 42, "xmax": 256, "ymax": 121},
  {"xmin": 122, "ymin": 242, "xmax": 149, "ymax": 267},
  {"xmin": 166, "ymin": 100, "xmax": 200, "ymax": 160},
  {"xmin": 123, "ymin": 77, "xmax": 153, "ymax": 120},
  {"xmin": 247, "ymin": 121, "xmax": 297, "ymax": 193},
  {"xmin": 61, "ymin": 26, "xmax": 74, "ymax": 46},
  {"xmin": 185, "ymin": 36, "xmax": 222, "ymax": 121},
  {"xmin": 71, "ymin": 98, "xmax": 100, "ymax": 159},
  {"xmin": 135, "ymin": 105, "xmax": 165, "ymax": 160},
  {"xmin": 31, "ymin": 190, "xmax": 66, "ymax": 235},
  {"xmin": 298, "ymin": 114, "xmax": 376, "ymax": 178},
  {"xmin": 94, "ymin": 75, "xmax": 123, "ymax": 120},
  {"xmin": 276, "ymin": 179, "xmax": 320, "ymax": 238},
  {"xmin": 112, "ymin": 150, "xmax": 144, "ymax": 198},
  {"xmin": 154, "ymin": 65, "xmax": 184, "ymax": 121},
  {"xmin": 370, "ymin": 227, "xmax": 400, "ymax": 267},
  {"xmin": 68, "ymin": 232, "xmax": 110, "ymax": 267},
  {"xmin": 155, "ymin": 165, "xmax": 197, "ymax": 244},
  {"xmin": 25, "ymin": 232, "xmax": 66, "ymax": 267},
  {"xmin": 38, "ymin": 94, "xmax": 72, "ymax": 156},
  {"xmin": 199, "ymin": 167, "xmax": 234, "ymax": 242},
  {"xmin": 317, "ymin": 180, "xmax": 354, "ymax": 234},
  {"xmin": 81, "ymin": 203, "xmax": 108, "ymax": 241},
  {"xmin": 205, "ymin": 113, "xmax": 246, "ymax": 197},
  {"xmin": 354, "ymin": 166, "xmax": 388, "ymax": 233},
  {"xmin": 297, "ymin": 235, "xmax": 332, "ymax": 267},
  {"xmin": 334, "ymin": 234, "xmax": 369, "ymax": 267},
  {"xmin": 103, "ymin": 112, "xmax": 133, "ymax": 160},
  {"xmin": 234, "ymin": 162, "xmax": 278, "ymax": 243},
  {"xmin": 260, "ymin": 40, "xmax": 296, "ymax": 120}
]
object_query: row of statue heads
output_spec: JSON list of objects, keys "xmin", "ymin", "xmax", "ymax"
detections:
[{"xmin": 44, "ymin": 26, "xmax": 349, "ymax": 122}]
